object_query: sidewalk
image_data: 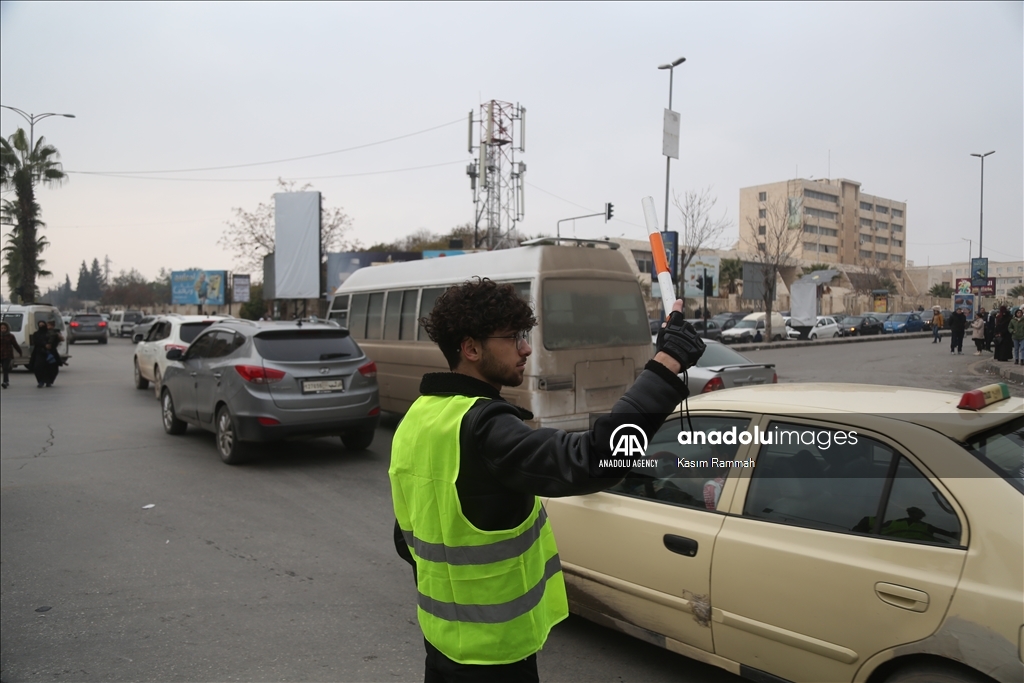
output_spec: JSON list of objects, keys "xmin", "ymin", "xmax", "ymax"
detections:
[
  {"xmin": 980, "ymin": 358, "xmax": 1024, "ymax": 385},
  {"xmin": 730, "ymin": 331, "xmax": 932, "ymax": 352}
]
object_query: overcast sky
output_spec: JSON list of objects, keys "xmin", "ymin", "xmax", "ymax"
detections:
[{"xmin": 1, "ymin": 1, "xmax": 1021, "ymax": 296}]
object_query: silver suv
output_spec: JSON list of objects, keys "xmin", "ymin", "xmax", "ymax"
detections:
[{"xmin": 159, "ymin": 319, "xmax": 380, "ymax": 464}]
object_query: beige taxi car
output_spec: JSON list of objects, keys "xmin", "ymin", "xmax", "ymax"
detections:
[{"xmin": 545, "ymin": 383, "xmax": 1023, "ymax": 683}]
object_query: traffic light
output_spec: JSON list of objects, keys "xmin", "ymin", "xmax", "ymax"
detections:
[
  {"xmin": 695, "ymin": 275, "xmax": 704, "ymax": 291},
  {"xmin": 605, "ymin": 202, "xmax": 614, "ymax": 222},
  {"xmin": 704, "ymin": 275, "xmax": 714, "ymax": 293}
]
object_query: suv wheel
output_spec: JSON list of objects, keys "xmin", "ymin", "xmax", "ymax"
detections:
[
  {"xmin": 216, "ymin": 405, "xmax": 248, "ymax": 465},
  {"xmin": 885, "ymin": 661, "xmax": 989, "ymax": 683},
  {"xmin": 161, "ymin": 390, "xmax": 187, "ymax": 435},
  {"xmin": 134, "ymin": 359, "xmax": 150, "ymax": 390},
  {"xmin": 341, "ymin": 429, "xmax": 375, "ymax": 451}
]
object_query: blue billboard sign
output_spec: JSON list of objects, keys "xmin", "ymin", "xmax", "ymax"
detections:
[{"xmin": 171, "ymin": 270, "xmax": 226, "ymax": 305}]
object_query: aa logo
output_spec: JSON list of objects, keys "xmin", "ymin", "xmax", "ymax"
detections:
[{"xmin": 609, "ymin": 424, "xmax": 648, "ymax": 457}]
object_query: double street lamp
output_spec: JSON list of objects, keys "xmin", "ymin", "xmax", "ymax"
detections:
[
  {"xmin": 969, "ymin": 150, "xmax": 994, "ymax": 259},
  {"xmin": 0, "ymin": 104, "xmax": 76, "ymax": 151}
]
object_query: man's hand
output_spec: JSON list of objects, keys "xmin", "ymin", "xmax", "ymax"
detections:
[{"xmin": 656, "ymin": 308, "xmax": 706, "ymax": 372}]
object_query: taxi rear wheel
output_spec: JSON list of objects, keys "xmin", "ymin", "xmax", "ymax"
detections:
[{"xmin": 885, "ymin": 661, "xmax": 989, "ymax": 683}]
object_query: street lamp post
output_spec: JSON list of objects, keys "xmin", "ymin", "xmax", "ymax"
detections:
[
  {"xmin": 970, "ymin": 150, "xmax": 994, "ymax": 259},
  {"xmin": 961, "ymin": 237, "xmax": 972, "ymax": 264},
  {"xmin": 0, "ymin": 105, "xmax": 75, "ymax": 152},
  {"xmin": 657, "ymin": 57, "xmax": 686, "ymax": 234}
]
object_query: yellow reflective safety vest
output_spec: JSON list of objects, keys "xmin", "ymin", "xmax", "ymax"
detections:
[{"xmin": 389, "ymin": 394, "xmax": 568, "ymax": 665}]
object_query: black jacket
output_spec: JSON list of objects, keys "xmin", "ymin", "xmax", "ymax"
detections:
[
  {"xmin": 393, "ymin": 359, "xmax": 689, "ymax": 562},
  {"xmin": 949, "ymin": 312, "xmax": 967, "ymax": 334}
]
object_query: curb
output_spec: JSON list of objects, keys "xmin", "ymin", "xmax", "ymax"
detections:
[
  {"xmin": 980, "ymin": 359, "xmax": 1024, "ymax": 385},
  {"xmin": 729, "ymin": 332, "xmax": 933, "ymax": 353}
]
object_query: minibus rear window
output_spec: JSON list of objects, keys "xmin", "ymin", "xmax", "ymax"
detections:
[
  {"xmin": 1, "ymin": 313, "xmax": 24, "ymax": 332},
  {"xmin": 542, "ymin": 279, "xmax": 649, "ymax": 349}
]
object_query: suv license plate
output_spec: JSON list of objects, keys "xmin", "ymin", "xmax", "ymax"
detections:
[{"xmin": 302, "ymin": 379, "xmax": 345, "ymax": 394}]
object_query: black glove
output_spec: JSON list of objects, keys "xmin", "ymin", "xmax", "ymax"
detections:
[{"xmin": 656, "ymin": 312, "xmax": 706, "ymax": 370}]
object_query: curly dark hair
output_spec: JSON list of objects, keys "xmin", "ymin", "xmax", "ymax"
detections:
[{"xmin": 421, "ymin": 277, "xmax": 537, "ymax": 369}]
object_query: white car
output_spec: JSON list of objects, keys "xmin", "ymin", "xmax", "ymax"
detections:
[
  {"xmin": 808, "ymin": 315, "xmax": 840, "ymax": 340},
  {"xmin": 133, "ymin": 314, "xmax": 231, "ymax": 398}
]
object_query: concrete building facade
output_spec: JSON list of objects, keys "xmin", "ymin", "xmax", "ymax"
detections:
[
  {"xmin": 738, "ymin": 178, "xmax": 907, "ymax": 274},
  {"xmin": 907, "ymin": 260, "xmax": 1024, "ymax": 298}
]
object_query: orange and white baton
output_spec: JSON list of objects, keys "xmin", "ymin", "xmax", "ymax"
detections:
[{"xmin": 641, "ymin": 196, "xmax": 676, "ymax": 318}]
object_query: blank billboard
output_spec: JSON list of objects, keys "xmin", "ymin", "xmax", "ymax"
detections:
[{"xmin": 274, "ymin": 192, "xmax": 320, "ymax": 299}]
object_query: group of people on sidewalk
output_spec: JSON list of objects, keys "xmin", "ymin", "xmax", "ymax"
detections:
[
  {"xmin": 0, "ymin": 319, "xmax": 65, "ymax": 389},
  {"xmin": 938, "ymin": 304, "xmax": 1024, "ymax": 364}
]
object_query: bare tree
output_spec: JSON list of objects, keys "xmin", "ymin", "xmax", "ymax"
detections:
[
  {"xmin": 745, "ymin": 196, "xmax": 800, "ymax": 342},
  {"xmin": 219, "ymin": 179, "xmax": 358, "ymax": 274},
  {"xmin": 672, "ymin": 187, "xmax": 731, "ymax": 279}
]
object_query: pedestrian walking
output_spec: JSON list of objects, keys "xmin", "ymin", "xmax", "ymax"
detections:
[
  {"xmin": 931, "ymin": 306, "xmax": 943, "ymax": 343},
  {"xmin": 1009, "ymin": 308, "xmax": 1024, "ymax": 365},
  {"xmin": 970, "ymin": 313, "xmax": 986, "ymax": 355},
  {"xmin": 389, "ymin": 278, "xmax": 703, "ymax": 682},
  {"xmin": 993, "ymin": 305, "xmax": 1013, "ymax": 362},
  {"xmin": 948, "ymin": 308, "xmax": 967, "ymax": 355},
  {"xmin": 44, "ymin": 320, "xmax": 64, "ymax": 386},
  {"xmin": 28, "ymin": 321, "xmax": 52, "ymax": 388},
  {"xmin": 0, "ymin": 321, "xmax": 23, "ymax": 388}
]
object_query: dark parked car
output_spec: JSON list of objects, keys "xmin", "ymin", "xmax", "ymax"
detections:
[
  {"xmin": 710, "ymin": 311, "xmax": 748, "ymax": 332},
  {"xmin": 685, "ymin": 318, "xmax": 723, "ymax": 341},
  {"xmin": 839, "ymin": 315, "xmax": 884, "ymax": 337},
  {"xmin": 160, "ymin": 319, "xmax": 380, "ymax": 464},
  {"xmin": 68, "ymin": 313, "xmax": 109, "ymax": 344}
]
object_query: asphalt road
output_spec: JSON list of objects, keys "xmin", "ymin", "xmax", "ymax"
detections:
[
  {"xmin": 1, "ymin": 337, "xmax": 740, "ymax": 683},
  {"xmin": 1, "ymin": 335, "xmax": 1015, "ymax": 682}
]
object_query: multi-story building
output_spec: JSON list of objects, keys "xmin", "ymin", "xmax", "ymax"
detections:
[{"xmin": 739, "ymin": 178, "xmax": 907, "ymax": 274}]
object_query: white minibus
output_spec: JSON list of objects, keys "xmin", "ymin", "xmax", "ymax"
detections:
[{"xmin": 327, "ymin": 240, "xmax": 653, "ymax": 430}]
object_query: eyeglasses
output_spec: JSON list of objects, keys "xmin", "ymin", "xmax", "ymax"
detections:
[{"xmin": 483, "ymin": 330, "xmax": 530, "ymax": 351}]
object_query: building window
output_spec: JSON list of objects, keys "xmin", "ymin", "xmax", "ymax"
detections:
[
  {"xmin": 804, "ymin": 206, "xmax": 838, "ymax": 221},
  {"xmin": 892, "ymin": 239, "xmax": 903, "ymax": 247},
  {"xmin": 891, "ymin": 254, "xmax": 901, "ymax": 262},
  {"xmin": 892, "ymin": 223, "xmax": 903, "ymax": 232},
  {"xmin": 997, "ymin": 267, "xmax": 1003, "ymax": 274},
  {"xmin": 804, "ymin": 189, "xmax": 839, "ymax": 204},
  {"xmin": 860, "ymin": 217, "xmax": 873, "ymax": 228},
  {"xmin": 758, "ymin": 191, "xmax": 767, "ymax": 201},
  {"xmin": 860, "ymin": 249, "xmax": 873, "ymax": 259},
  {"xmin": 860, "ymin": 234, "xmax": 873, "ymax": 243},
  {"xmin": 876, "ymin": 205, "xmax": 889, "ymax": 215},
  {"xmin": 876, "ymin": 237, "xmax": 889, "ymax": 245},
  {"xmin": 803, "ymin": 241, "xmax": 819, "ymax": 252},
  {"xmin": 759, "ymin": 208, "xmax": 766, "ymax": 218},
  {"xmin": 820, "ymin": 244, "xmax": 837, "ymax": 254},
  {"xmin": 876, "ymin": 221, "xmax": 888, "ymax": 230},
  {"xmin": 892, "ymin": 208, "xmax": 903, "ymax": 218},
  {"xmin": 875, "ymin": 253, "xmax": 886, "ymax": 261},
  {"xmin": 758, "ymin": 225, "xmax": 766, "ymax": 235},
  {"xmin": 860, "ymin": 201, "xmax": 874, "ymax": 212}
]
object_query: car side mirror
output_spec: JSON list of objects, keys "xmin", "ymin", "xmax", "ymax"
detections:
[{"xmin": 166, "ymin": 348, "xmax": 184, "ymax": 361}]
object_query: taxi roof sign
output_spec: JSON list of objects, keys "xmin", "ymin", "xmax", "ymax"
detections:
[{"xmin": 957, "ymin": 383, "xmax": 1011, "ymax": 411}]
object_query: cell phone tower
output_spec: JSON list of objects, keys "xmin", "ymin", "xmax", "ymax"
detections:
[{"xmin": 466, "ymin": 100, "xmax": 526, "ymax": 250}]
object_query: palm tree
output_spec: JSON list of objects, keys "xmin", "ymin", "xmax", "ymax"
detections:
[
  {"xmin": 1008, "ymin": 284, "xmax": 1024, "ymax": 299},
  {"xmin": 0, "ymin": 128, "xmax": 66, "ymax": 303},
  {"xmin": 719, "ymin": 258, "xmax": 742, "ymax": 294},
  {"xmin": 928, "ymin": 283, "xmax": 954, "ymax": 298}
]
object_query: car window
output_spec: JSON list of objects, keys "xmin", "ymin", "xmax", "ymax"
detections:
[
  {"xmin": 962, "ymin": 416, "xmax": 1024, "ymax": 494},
  {"xmin": 1, "ymin": 313, "xmax": 24, "ymax": 332},
  {"xmin": 696, "ymin": 343, "xmax": 753, "ymax": 368},
  {"xmin": 608, "ymin": 416, "xmax": 752, "ymax": 511},
  {"xmin": 254, "ymin": 329, "xmax": 360, "ymax": 362},
  {"xmin": 203, "ymin": 330, "xmax": 243, "ymax": 359},
  {"xmin": 743, "ymin": 421, "xmax": 962, "ymax": 545},
  {"xmin": 184, "ymin": 333, "xmax": 216, "ymax": 360},
  {"xmin": 179, "ymin": 322, "xmax": 215, "ymax": 344}
]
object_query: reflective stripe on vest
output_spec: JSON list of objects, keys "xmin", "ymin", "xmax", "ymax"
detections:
[{"xmin": 389, "ymin": 393, "xmax": 568, "ymax": 665}]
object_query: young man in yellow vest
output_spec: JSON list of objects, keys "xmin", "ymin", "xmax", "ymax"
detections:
[{"xmin": 389, "ymin": 277, "xmax": 704, "ymax": 682}]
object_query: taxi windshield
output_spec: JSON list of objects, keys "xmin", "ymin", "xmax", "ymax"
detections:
[{"xmin": 963, "ymin": 416, "xmax": 1024, "ymax": 494}]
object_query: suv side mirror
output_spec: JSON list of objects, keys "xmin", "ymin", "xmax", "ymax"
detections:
[{"xmin": 166, "ymin": 348, "xmax": 184, "ymax": 361}]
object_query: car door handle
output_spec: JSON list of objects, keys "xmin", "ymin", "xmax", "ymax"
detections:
[
  {"xmin": 663, "ymin": 534, "xmax": 698, "ymax": 557},
  {"xmin": 190, "ymin": 372, "xmax": 197, "ymax": 377},
  {"xmin": 213, "ymin": 372, "xmax": 222, "ymax": 379},
  {"xmin": 875, "ymin": 582, "xmax": 929, "ymax": 612}
]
